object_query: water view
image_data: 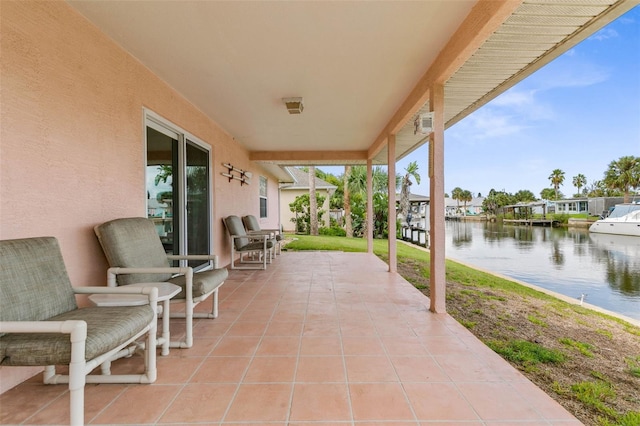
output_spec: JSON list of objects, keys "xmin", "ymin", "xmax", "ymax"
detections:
[{"xmin": 444, "ymin": 221, "xmax": 640, "ymax": 321}]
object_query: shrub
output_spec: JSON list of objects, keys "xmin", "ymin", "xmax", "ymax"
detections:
[{"xmin": 319, "ymin": 226, "xmax": 346, "ymax": 237}]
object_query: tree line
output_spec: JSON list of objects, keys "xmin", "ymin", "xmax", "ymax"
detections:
[
  {"xmin": 472, "ymin": 156, "xmax": 639, "ymax": 215},
  {"xmin": 290, "ymin": 155, "xmax": 638, "ymax": 235},
  {"xmin": 290, "ymin": 162, "xmax": 417, "ymax": 238}
]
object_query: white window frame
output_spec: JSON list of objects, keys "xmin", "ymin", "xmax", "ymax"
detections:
[
  {"xmin": 259, "ymin": 176, "xmax": 268, "ymax": 218},
  {"xmin": 144, "ymin": 109, "xmax": 214, "ymax": 267}
]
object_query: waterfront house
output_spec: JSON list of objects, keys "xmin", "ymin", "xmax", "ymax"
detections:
[
  {"xmin": 555, "ymin": 197, "xmax": 589, "ymax": 215},
  {"xmin": 2, "ymin": 1, "xmax": 636, "ymax": 423},
  {"xmin": 553, "ymin": 197, "xmax": 629, "ymax": 217},
  {"xmin": 445, "ymin": 196, "xmax": 485, "ymax": 217}
]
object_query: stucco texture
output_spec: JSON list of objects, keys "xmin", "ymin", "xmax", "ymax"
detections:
[{"xmin": 0, "ymin": 1, "xmax": 280, "ymax": 391}]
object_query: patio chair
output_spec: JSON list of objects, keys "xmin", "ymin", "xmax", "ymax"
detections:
[
  {"xmin": 94, "ymin": 217, "xmax": 228, "ymax": 349},
  {"xmin": 223, "ymin": 215, "xmax": 274, "ymax": 270},
  {"xmin": 0, "ymin": 237, "xmax": 158, "ymax": 426},
  {"xmin": 242, "ymin": 214, "xmax": 283, "ymax": 255}
]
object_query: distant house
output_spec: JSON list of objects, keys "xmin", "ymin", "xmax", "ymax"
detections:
[
  {"xmin": 555, "ymin": 198, "xmax": 589, "ymax": 214},
  {"xmin": 445, "ymin": 196, "xmax": 485, "ymax": 217},
  {"xmin": 554, "ymin": 197, "xmax": 627, "ymax": 217},
  {"xmin": 280, "ymin": 167, "xmax": 337, "ymax": 232}
]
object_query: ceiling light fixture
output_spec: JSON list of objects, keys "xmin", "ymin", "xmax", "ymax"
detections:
[{"xmin": 282, "ymin": 97, "xmax": 304, "ymax": 114}]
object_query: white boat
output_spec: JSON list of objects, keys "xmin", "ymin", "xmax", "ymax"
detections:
[{"xmin": 589, "ymin": 203, "xmax": 640, "ymax": 237}]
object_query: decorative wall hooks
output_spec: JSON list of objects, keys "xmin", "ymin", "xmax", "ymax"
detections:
[{"xmin": 222, "ymin": 163, "xmax": 252, "ymax": 186}]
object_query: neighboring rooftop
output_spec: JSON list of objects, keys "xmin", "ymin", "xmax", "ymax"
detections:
[{"xmin": 281, "ymin": 167, "xmax": 338, "ymax": 191}]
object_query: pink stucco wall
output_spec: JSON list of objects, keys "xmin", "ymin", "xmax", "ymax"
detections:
[{"xmin": 0, "ymin": 1, "xmax": 280, "ymax": 392}]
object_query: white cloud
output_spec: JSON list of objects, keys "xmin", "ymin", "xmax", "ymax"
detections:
[
  {"xmin": 590, "ymin": 28, "xmax": 619, "ymax": 41},
  {"xmin": 467, "ymin": 110, "xmax": 527, "ymax": 140},
  {"xmin": 491, "ymin": 89, "xmax": 535, "ymax": 107},
  {"xmin": 532, "ymin": 62, "xmax": 610, "ymax": 90},
  {"xmin": 450, "ymin": 86, "xmax": 554, "ymax": 142}
]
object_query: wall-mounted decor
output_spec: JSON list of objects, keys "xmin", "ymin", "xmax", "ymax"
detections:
[{"xmin": 222, "ymin": 163, "xmax": 252, "ymax": 185}]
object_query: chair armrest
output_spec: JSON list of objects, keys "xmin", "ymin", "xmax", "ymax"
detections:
[
  {"xmin": 231, "ymin": 234, "xmax": 267, "ymax": 242},
  {"xmin": 106, "ymin": 267, "xmax": 191, "ymax": 287},
  {"xmin": 255, "ymin": 228, "xmax": 281, "ymax": 234},
  {"xmin": 247, "ymin": 230, "xmax": 275, "ymax": 237},
  {"xmin": 0, "ymin": 320, "xmax": 87, "ymax": 338}
]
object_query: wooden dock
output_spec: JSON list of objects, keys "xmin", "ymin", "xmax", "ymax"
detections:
[{"xmin": 503, "ymin": 219, "xmax": 559, "ymax": 227}]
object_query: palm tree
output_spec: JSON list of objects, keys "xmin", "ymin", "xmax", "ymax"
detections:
[
  {"xmin": 399, "ymin": 161, "xmax": 421, "ymax": 220},
  {"xmin": 540, "ymin": 188, "xmax": 556, "ymax": 200},
  {"xmin": 460, "ymin": 190, "xmax": 473, "ymax": 216},
  {"xmin": 548, "ymin": 169, "xmax": 565, "ymax": 200},
  {"xmin": 347, "ymin": 165, "xmax": 396, "ymax": 237},
  {"xmin": 572, "ymin": 174, "xmax": 587, "ymax": 197},
  {"xmin": 343, "ymin": 165, "xmax": 353, "ymax": 237},
  {"xmin": 309, "ymin": 166, "xmax": 318, "ymax": 236},
  {"xmin": 451, "ymin": 187, "xmax": 463, "ymax": 214},
  {"xmin": 603, "ymin": 156, "xmax": 640, "ymax": 203}
]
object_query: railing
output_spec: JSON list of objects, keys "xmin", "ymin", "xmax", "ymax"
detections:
[{"xmin": 401, "ymin": 226, "xmax": 429, "ymax": 248}]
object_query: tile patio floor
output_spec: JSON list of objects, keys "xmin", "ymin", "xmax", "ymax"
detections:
[{"xmin": 1, "ymin": 251, "xmax": 582, "ymax": 425}]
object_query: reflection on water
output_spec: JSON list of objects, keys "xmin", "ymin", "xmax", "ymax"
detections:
[{"xmin": 445, "ymin": 221, "xmax": 640, "ymax": 320}]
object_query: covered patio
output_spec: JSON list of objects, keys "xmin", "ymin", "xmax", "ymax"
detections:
[
  {"xmin": 2, "ymin": 1, "xmax": 637, "ymax": 423},
  {"xmin": 1, "ymin": 251, "xmax": 579, "ymax": 425}
]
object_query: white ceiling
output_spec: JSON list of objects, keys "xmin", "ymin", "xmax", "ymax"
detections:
[
  {"xmin": 67, "ymin": 0, "xmax": 637, "ymax": 168},
  {"xmin": 67, "ymin": 1, "xmax": 474, "ymax": 158}
]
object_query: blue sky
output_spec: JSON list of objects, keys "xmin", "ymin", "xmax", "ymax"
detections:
[{"xmin": 323, "ymin": 6, "xmax": 640, "ymax": 199}]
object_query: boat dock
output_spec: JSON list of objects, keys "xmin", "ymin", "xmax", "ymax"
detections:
[
  {"xmin": 503, "ymin": 219, "xmax": 559, "ymax": 227},
  {"xmin": 501, "ymin": 202, "xmax": 559, "ymax": 227}
]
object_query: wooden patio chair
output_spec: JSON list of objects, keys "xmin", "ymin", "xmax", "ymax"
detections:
[
  {"xmin": 94, "ymin": 217, "xmax": 228, "ymax": 349},
  {"xmin": 223, "ymin": 215, "xmax": 274, "ymax": 269},
  {"xmin": 0, "ymin": 237, "xmax": 159, "ymax": 426}
]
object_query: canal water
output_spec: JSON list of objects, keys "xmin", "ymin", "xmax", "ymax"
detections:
[{"xmin": 444, "ymin": 221, "xmax": 640, "ymax": 321}]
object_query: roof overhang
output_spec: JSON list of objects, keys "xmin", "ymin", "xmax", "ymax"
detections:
[{"xmin": 67, "ymin": 0, "xmax": 639, "ymax": 168}]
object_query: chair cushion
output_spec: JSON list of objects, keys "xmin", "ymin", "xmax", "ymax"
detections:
[
  {"xmin": 239, "ymin": 240, "xmax": 274, "ymax": 252},
  {"xmin": 242, "ymin": 215, "xmax": 260, "ymax": 232},
  {"xmin": 0, "ymin": 305, "xmax": 154, "ymax": 366},
  {"xmin": 224, "ymin": 216, "xmax": 249, "ymax": 250},
  {"xmin": 0, "ymin": 237, "xmax": 77, "ymax": 323},
  {"xmin": 95, "ymin": 218, "xmax": 172, "ymax": 285},
  {"xmin": 243, "ymin": 215, "xmax": 282, "ymax": 242},
  {"xmin": 167, "ymin": 267, "xmax": 228, "ymax": 299}
]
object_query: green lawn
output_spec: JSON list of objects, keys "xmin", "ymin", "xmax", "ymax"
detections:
[{"xmin": 284, "ymin": 233, "xmax": 422, "ymax": 258}]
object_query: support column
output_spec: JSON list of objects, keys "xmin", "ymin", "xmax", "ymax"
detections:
[
  {"xmin": 387, "ymin": 135, "xmax": 397, "ymax": 273},
  {"xmin": 367, "ymin": 159, "xmax": 374, "ymax": 254},
  {"xmin": 429, "ymin": 83, "xmax": 446, "ymax": 312}
]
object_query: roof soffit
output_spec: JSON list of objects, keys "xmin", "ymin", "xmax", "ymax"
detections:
[{"xmin": 65, "ymin": 0, "xmax": 638, "ymax": 167}]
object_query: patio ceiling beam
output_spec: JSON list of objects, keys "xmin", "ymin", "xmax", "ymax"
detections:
[
  {"xmin": 250, "ymin": 150, "xmax": 367, "ymax": 163},
  {"xmin": 367, "ymin": 0, "xmax": 522, "ymax": 160}
]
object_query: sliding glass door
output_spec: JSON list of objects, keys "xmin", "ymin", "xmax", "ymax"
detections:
[
  {"xmin": 145, "ymin": 113, "xmax": 211, "ymax": 270},
  {"xmin": 185, "ymin": 141, "xmax": 210, "ymax": 267}
]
